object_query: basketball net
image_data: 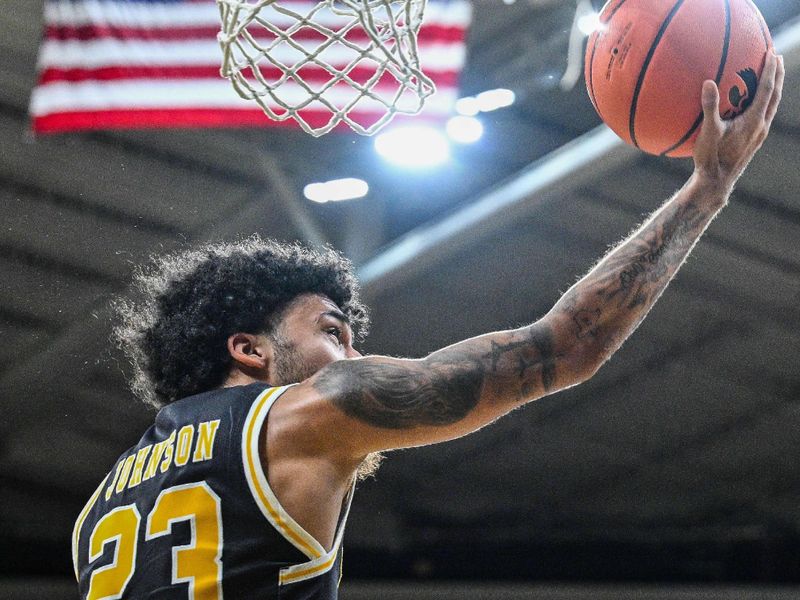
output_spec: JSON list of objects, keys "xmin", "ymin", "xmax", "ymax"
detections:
[{"xmin": 216, "ymin": 0, "xmax": 436, "ymax": 136}]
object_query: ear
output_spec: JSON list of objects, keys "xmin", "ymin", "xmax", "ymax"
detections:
[{"xmin": 227, "ymin": 332, "xmax": 271, "ymax": 372}]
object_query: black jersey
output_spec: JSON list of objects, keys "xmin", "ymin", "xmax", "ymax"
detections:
[{"xmin": 72, "ymin": 383, "xmax": 354, "ymax": 599}]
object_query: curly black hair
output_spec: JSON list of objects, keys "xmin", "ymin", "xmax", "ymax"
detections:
[{"xmin": 114, "ymin": 236, "xmax": 369, "ymax": 408}]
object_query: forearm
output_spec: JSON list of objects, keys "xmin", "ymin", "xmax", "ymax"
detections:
[
  {"xmin": 551, "ymin": 171, "xmax": 730, "ymax": 371},
  {"xmin": 421, "ymin": 170, "xmax": 733, "ymax": 406}
]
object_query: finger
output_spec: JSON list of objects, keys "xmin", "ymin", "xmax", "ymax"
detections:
[
  {"xmin": 750, "ymin": 51, "xmax": 778, "ymax": 120},
  {"xmin": 701, "ymin": 79, "xmax": 722, "ymax": 125},
  {"xmin": 701, "ymin": 80, "xmax": 723, "ymax": 131},
  {"xmin": 764, "ymin": 55, "xmax": 785, "ymax": 125}
]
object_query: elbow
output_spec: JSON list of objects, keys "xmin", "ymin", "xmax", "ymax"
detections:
[
  {"xmin": 562, "ymin": 353, "xmax": 600, "ymax": 388},
  {"xmin": 561, "ymin": 337, "xmax": 614, "ymax": 387},
  {"xmin": 537, "ymin": 314, "xmax": 611, "ymax": 389}
]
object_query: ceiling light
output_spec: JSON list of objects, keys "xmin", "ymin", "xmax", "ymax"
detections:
[
  {"xmin": 455, "ymin": 96, "xmax": 480, "ymax": 116},
  {"xmin": 374, "ymin": 126, "xmax": 450, "ymax": 168},
  {"xmin": 304, "ymin": 178, "xmax": 369, "ymax": 203},
  {"xmin": 475, "ymin": 88, "xmax": 515, "ymax": 112},
  {"xmin": 446, "ymin": 116, "xmax": 483, "ymax": 144}
]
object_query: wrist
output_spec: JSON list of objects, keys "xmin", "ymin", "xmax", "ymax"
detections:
[{"xmin": 689, "ymin": 169, "xmax": 733, "ymax": 208}]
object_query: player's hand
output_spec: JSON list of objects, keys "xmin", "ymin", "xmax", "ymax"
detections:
[{"xmin": 693, "ymin": 50, "xmax": 784, "ymax": 191}]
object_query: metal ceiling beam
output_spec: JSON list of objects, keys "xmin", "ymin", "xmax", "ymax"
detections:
[{"xmin": 359, "ymin": 126, "xmax": 636, "ymax": 295}]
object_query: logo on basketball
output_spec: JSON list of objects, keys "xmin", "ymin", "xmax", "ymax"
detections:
[{"xmin": 726, "ymin": 68, "xmax": 759, "ymax": 118}]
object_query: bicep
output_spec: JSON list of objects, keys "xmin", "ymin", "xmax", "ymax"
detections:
[
  {"xmin": 274, "ymin": 356, "xmax": 484, "ymax": 461},
  {"xmin": 318, "ymin": 355, "xmax": 484, "ymax": 431}
]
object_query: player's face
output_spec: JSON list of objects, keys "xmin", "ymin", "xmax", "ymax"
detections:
[{"xmin": 268, "ymin": 293, "xmax": 361, "ymax": 385}]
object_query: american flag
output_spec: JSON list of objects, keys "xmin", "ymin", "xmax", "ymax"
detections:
[{"xmin": 30, "ymin": 0, "xmax": 472, "ymax": 134}]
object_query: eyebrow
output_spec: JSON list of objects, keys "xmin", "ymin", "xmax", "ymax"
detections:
[{"xmin": 319, "ymin": 309, "xmax": 350, "ymax": 325}]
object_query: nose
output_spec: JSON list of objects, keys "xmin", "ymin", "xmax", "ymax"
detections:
[{"xmin": 346, "ymin": 346, "xmax": 362, "ymax": 359}]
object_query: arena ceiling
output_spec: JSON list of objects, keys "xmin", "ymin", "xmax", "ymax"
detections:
[{"xmin": 1, "ymin": 0, "xmax": 799, "ymax": 586}]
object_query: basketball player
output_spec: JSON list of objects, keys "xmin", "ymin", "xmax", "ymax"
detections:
[{"xmin": 73, "ymin": 52, "xmax": 784, "ymax": 599}]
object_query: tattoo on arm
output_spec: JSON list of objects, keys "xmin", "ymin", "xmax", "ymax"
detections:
[
  {"xmin": 487, "ymin": 326, "xmax": 557, "ymax": 395},
  {"xmin": 558, "ymin": 193, "xmax": 717, "ymax": 355},
  {"xmin": 314, "ymin": 324, "xmax": 558, "ymax": 430},
  {"xmin": 315, "ymin": 355, "xmax": 485, "ymax": 429}
]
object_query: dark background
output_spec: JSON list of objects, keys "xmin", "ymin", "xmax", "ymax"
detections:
[{"xmin": 1, "ymin": 0, "xmax": 799, "ymax": 592}]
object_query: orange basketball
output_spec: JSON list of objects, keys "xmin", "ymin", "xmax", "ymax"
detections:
[{"xmin": 585, "ymin": 0, "xmax": 772, "ymax": 157}]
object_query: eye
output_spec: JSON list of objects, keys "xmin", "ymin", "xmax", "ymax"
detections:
[{"xmin": 325, "ymin": 326, "xmax": 343, "ymax": 342}]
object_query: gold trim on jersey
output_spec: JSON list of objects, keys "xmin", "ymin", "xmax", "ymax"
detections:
[
  {"xmin": 241, "ymin": 384, "xmax": 355, "ymax": 585},
  {"xmin": 280, "ymin": 553, "xmax": 338, "ymax": 585},
  {"xmin": 242, "ymin": 385, "xmax": 325, "ymax": 559},
  {"xmin": 278, "ymin": 483, "xmax": 354, "ymax": 586},
  {"xmin": 71, "ymin": 473, "xmax": 109, "ymax": 581}
]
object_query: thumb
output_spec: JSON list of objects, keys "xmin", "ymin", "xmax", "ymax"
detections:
[
  {"xmin": 693, "ymin": 81, "xmax": 723, "ymax": 170},
  {"xmin": 701, "ymin": 80, "xmax": 722, "ymax": 128}
]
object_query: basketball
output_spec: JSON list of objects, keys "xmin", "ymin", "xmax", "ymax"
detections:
[{"xmin": 585, "ymin": 0, "xmax": 773, "ymax": 157}]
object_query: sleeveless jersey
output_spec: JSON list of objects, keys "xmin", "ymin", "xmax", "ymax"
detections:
[{"xmin": 72, "ymin": 383, "xmax": 354, "ymax": 599}]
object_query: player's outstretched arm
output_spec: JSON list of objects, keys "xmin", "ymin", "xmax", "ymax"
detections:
[{"xmin": 292, "ymin": 52, "xmax": 784, "ymax": 461}]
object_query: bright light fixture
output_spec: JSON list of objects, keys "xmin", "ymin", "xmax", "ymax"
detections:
[
  {"xmin": 475, "ymin": 88, "xmax": 515, "ymax": 112},
  {"xmin": 577, "ymin": 12, "xmax": 602, "ymax": 35},
  {"xmin": 304, "ymin": 178, "xmax": 369, "ymax": 203},
  {"xmin": 455, "ymin": 96, "xmax": 480, "ymax": 116},
  {"xmin": 446, "ymin": 116, "xmax": 483, "ymax": 144},
  {"xmin": 374, "ymin": 126, "xmax": 450, "ymax": 168},
  {"xmin": 457, "ymin": 89, "xmax": 515, "ymax": 117}
]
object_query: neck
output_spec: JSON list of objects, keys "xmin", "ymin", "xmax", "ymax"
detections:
[{"xmin": 223, "ymin": 370, "xmax": 269, "ymax": 389}]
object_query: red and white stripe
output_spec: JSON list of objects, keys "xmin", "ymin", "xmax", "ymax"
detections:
[{"xmin": 31, "ymin": 0, "xmax": 471, "ymax": 134}]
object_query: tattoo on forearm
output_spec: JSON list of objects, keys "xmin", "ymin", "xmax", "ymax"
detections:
[
  {"xmin": 573, "ymin": 309, "xmax": 601, "ymax": 339},
  {"xmin": 561, "ymin": 196, "xmax": 712, "ymax": 348}
]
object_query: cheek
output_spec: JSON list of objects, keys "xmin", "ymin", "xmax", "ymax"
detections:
[
  {"xmin": 273, "ymin": 337, "xmax": 342, "ymax": 385},
  {"xmin": 319, "ymin": 342, "xmax": 347, "ymax": 365},
  {"xmin": 303, "ymin": 338, "xmax": 345, "ymax": 369}
]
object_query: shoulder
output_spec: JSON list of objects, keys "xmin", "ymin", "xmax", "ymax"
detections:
[{"xmin": 264, "ymin": 379, "xmax": 366, "ymax": 469}]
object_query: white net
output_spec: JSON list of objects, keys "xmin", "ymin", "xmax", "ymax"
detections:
[{"xmin": 216, "ymin": 0, "xmax": 436, "ymax": 136}]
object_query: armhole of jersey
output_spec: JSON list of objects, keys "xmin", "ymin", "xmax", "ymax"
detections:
[
  {"xmin": 71, "ymin": 473, "xmax": 109, "ymax": 581},
  {"xmin": 278, "ymin": 480, "xmax": 355, "ymax": 586},
  {"xmin": 241, "ymin": 384, "xmax": 328, "ymax": 560}
]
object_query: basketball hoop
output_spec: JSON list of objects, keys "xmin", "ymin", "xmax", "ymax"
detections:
[{"xmin": 216, "ymin": 0, "xmax": 436, "ymax": 136}]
